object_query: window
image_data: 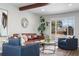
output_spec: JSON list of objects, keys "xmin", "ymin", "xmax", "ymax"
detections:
[{"xmin": 51, "ymin": 17, "xmax": 75, "ymax": 38}]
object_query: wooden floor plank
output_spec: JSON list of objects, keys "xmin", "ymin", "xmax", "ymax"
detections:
[{"xmin": 40, "ymin": 46, "xmax": 79, "ymax": 56}]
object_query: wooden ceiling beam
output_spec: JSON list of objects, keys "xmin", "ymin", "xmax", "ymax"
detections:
[{"xmin": 19, "ymin": 3, "xmax": 48, "ymax": 11}]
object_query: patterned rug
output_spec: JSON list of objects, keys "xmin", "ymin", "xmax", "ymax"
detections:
[{"xmin": 40, "ymin": 45, "xmax": 79, "ymax": 56}]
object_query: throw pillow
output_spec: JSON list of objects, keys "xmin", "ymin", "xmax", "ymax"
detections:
[
  {"xmin": 22, "ymin": 35, "xmax": 28, "ymax": 42},
  {"xmin": 20, "ymin": 37, "xmax": 25, "ymax": 46},
  {"xmin": 27, "ymin": 35, "xmax": 31, "ymax": 39},
  {"xmin": 33, "ymin": 35, "xmax": 37, "ymax": 38},
  {"xmin": 20, "ymin": 34, "xmax": 28, "ymax": 46}
]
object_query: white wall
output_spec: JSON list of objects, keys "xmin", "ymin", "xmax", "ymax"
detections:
[
  {"xmin": 17, "ymin": 11, "xmax": 40, "ymax": 34},
  {"xmin": 0, "ymin": 4, "xmax": 19, "ymax": 35},
  {"xmin": 0, "ymin": 4, "xmax": 40, "ymax": 36}
]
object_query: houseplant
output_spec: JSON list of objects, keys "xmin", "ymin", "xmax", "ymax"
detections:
[
  {"xmin": 38, "ymin": 16, "xmax": 50, "ymax": 42},
  {"xmin": 38, "ymin": 16, "xmax": 46, "ymax": 36}
]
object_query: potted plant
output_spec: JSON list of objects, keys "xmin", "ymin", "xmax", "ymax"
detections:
[
  {"xmin": 38, "ymin": 16, "xmax": 50, "ymax": 42},
  {"xmin": 38, "ymin": 16, "xmax": 46, "ymax": 36}
]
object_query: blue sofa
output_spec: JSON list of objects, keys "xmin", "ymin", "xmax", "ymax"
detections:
[
  {"xmin": 58, "ymin": 38, "xmax": 78, "ymax": 50},
  {"xmin": 2, "ymin": 37, "xmax": 40, "ymax": 56}
]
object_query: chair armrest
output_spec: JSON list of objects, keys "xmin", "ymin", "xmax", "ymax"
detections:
[
  {"xmin": 66, "ymin": 39, "xmax": 78, "ymax": 47},
  {"xmin": 58, "ymin": 38, "xmax": 66, "ymax": 43}
]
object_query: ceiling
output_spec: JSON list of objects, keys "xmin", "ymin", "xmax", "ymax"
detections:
[
  {"xmin": 12, "ymin": 3, "xmax": 79, "ymax": 15},
  {"xmin": 12, "ymin": 3, "xmax": 33, "ymax": 7}
]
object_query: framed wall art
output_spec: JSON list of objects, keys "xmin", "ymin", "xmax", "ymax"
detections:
[{"xmin": 0, "ymin": 9, "xmax": 8, "ymax": 36}]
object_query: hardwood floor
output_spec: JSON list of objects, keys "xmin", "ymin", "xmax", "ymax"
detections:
[
  {"xmin": 40, "ymin": 46, "xmax": 79, "ymax": 56},
  {"xmin": 55, "ymin": 47, "xmax": 79, "ymax": 56}
]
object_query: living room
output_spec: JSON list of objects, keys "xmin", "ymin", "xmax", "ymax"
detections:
[{"xmin": 0, "ymin": 3, "xmax": 79, "ymax": 56}]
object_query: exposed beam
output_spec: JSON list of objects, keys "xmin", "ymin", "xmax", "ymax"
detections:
[{"xmin": 19, "ymin": 3, "xmax": 48, "ymax": 11}]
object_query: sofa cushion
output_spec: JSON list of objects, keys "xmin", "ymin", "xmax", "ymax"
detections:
[{"xmin": 31, "ymin": 35, "xmax": 38, "ymax": 40}]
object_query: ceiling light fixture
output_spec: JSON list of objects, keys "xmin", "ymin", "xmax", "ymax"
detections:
[{"xmin": 68, "ymin": 4, "xmax": 72, "ymax": 6}]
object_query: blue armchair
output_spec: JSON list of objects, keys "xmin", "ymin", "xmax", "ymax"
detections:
[
  {"xmin": 2, "ymin": 37, "xmax": 40, "ymax": 56},
  {"xmin": 58, "ymin": 38, "xmax": 78, "ymax": 50}
]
